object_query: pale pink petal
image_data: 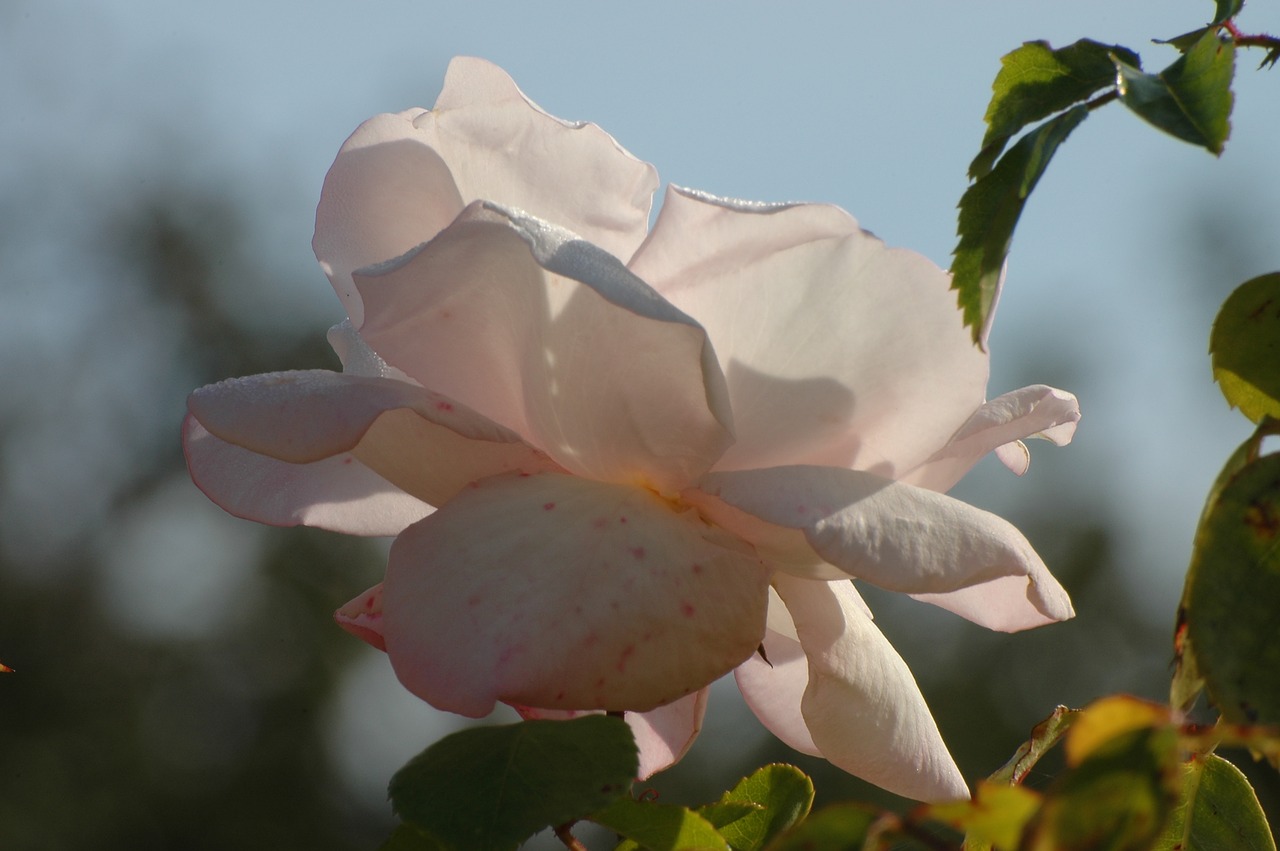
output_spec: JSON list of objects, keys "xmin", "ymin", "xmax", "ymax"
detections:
[
  {"xmin": 628, "ymin": 186, "xmax": 988, "ymax": 475},
  {"xmin": 734, "ymin": 587, "xmax": 821, "ymax": 757},
  {"xmin": 902, "ymin": 385, "xmax": 1080, "ymax": 492},
  {"xmin": 687, "ymin": 466, "xmax": 1073, "ymax": 631},
  {"xmin": 335, "ymin": 583, "xmax": 387, "ymax": 651},
  {"xmin": 355, "ymin": 202, "xmax": 733, "ymax": 493},
  {"xmin": 184, "ymin": 415, "xmax": 430, "ymax": 536},
  {"xmin": 511, "ymin": 690, "xmax": 707, "ymax": 781},
  {"xmin": 773, "ymin": 574, "xmax": 968, "ymax": 802},
  {"xmin": 419, "ymin": 57, "xmax": 658, "ymax": 264},
  {"xmin": 327, "ymin": 319, "xmax": 415, "ymax": 383},
  {"xmin": 187, "ymin": 370, "xmax": 562, "ymax": 507},
  {"xmin": 380, "ymin": 472, "xmax": 770, "ymax": 717},
  {"xmin": 313, "ymin": 111, "xmax": 466, "ymax": 326}
]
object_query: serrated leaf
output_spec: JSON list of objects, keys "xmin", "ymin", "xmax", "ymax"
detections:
[
  {"xmin": 713, "ymin": 764, "xmax": 815, "ymax": 851},
  {"xmin": 971, "ymin": 39, "xmax": 1139, "ymax": 178},
  {"xmin": 595, "ymin": 797, "xmax": 728, "ymax": 851},
  {"xmin": 1153, "ymin": 753, "xmax": 1277, "ymax": 850},
  {"xmin": 1116, "ymin": 29, "xmax": 1235, "ymax": 154},
  {"xmin": 1210, "ymin": 272, "xmax": 1280, "ymax": 422},
  {"xmin": 1025, "ymin": 725, "xmax": 1182, "ymax": 851},
  {"xmin": 389, "ymin": 716, "xmax": 638, "ymax": 851},
  {"xmin": 989, "ymin": 705, "xmax": 1078, "ymax": 785},
  {"xmin": 952, "ymin": 105, "xmax": 1089, "ymax": 345},
  {"xmin": 762, "ymin": 804, "xmax": 878, "ymax": 851},
  {"xmin": 928, "ymin": 782, "xmax": 1041, "ymax": 851},
  {"xmin": 1182, "ymin": 452, "xmax": 1280, "ymax": 727}
]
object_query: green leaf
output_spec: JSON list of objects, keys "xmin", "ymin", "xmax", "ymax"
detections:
[
  {"xmin": 594, "ymin": 797, "xmax": 729, "ymax": 851},
  {"xmin": 1212, "ymin": 0, "xmax": 1245, "ymax": 25},
  {"xmin": 1182, "ymin": 452, "xmax": 1280, "ymax": 727},
  {"xmin": 971, "ymin": 39, "xmax": 1138, "ymax": 178},
  {"xmin": 928, "ymin": 782, "xmax": 1041, "ymax": 851},
  {"xmin": 389, "ymin": 716, "xmax": 638, "ymax": 851},
  {"xmin": 988, "ymin": 705, "xmax": 1079, "ymax": 785},
  {"xmin": 952, "ymin": 105, "xmax": 1089, "ymax": 344},
  {"xmin": 1154, "ymin": 753, "xmax": 1277, "ymax": 850},
  {"xmin": 1116, "ymin": 29, "xmax": 1235, "ymax": 154},
  {"xmin": 762, "ymin": 803, "xmax": 878, "ymax": 851},
  {"xmin": 1025, "ymin": 725, "xmax": 1182, "ymax": 851},
  {"xmin": 712, "ymin": 764, "xmax": 815, "ymax": 851},
  {"xmin": 1211, "ymin": 272, "xmax": 1280, "ymax": 422},
  {"xmin": 379, "ymin": 824, "xmax": 449, "ymax": 851}
]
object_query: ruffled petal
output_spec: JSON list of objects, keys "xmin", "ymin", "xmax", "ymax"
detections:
[
  {"xmin": 313, "ymin": 111, "xmax": 466, "ymax": 326},
  {"xmin": 380, "ymin": 472, "xmax": 770, "ymax": 717},
  {"xmin": 514, "ymin": 688, "xmax": 709, "ymax": 781},
  {"xmin": 773, "ymin": 574, "xmax": 968, "ymax": 802},
  {"xmin": 903, "ymin": 385, "xmax": 1080, "ymax": 493},
  {"xmin": 687, "ymin": 466, "xmax": 1073, "ymax": 631},
  {"xmin": 628, "ymin": 186, "xmax": 988, "ymax": 476},
  {"xmin": 355, "ymin": 202, "xmax": 734, "ymax": 492},
  {"xmin": 187, "ymin": 370, "xmax": 562, "ymax": 507},
  {"xmin": 184, "ymin": 417, "xmax": 430, "ymax": 536},
  {"xmin": 420, "ymin": 57, "xmax": 658, "ymax": 264}
]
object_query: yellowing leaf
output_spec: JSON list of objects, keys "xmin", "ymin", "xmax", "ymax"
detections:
[{"xmin": 1066, "ymin": 696, "xmax": 1171, "ymax": 766}]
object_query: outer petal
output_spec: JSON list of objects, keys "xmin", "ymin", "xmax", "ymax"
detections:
[
  {"xmin": 420, "ymin": 57, "xmax": 658, "ymax": 264},
  {"xmin": 335, "ymin": 582, "xmax": 387, "ymax": 651},
  {"xmin": 687, "ymin": 466, "xmax": 1073, "ymax": 631},
  {"xmin": 628, "ymin": 186, "xmax": 988, "ymax": 476},
  {"xmin": 514, "ymin": 688, "xmax": 709, "ymax": 781},
  {"xmin": 184, "ymin": 416, "xmax": 430, "ymax": 536},
  {"xmin": 902, "ymin": 385, "xmax": 1080, "ymax": 493},
  {"xmin": 380, "ymin": 472, "xmax": 771, "ymax": 717},
  {"xmin": 734, "ymin": 588, "xmax": 821, "ymax": 757},
  {"xmin": 772, "ymin": 574, "xmax": 968, "ymax": 802},
  {"xmin": 355, "ymin": 202, "xmax": 734, "ymax": 493},
  {"xmin": 187, "ymin": 370, "xmax": 562, "ymax": 508}
]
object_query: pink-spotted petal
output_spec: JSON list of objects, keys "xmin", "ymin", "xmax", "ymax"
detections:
[
  {"xmin": 335, "ymin": 583, "xmax": 387, "ymax": 651},
  {"xmin": 380, "ymin": 472, "xmax": 770, "ymax": 717},
  {"xmin": 514, "ymin": 688, "xmax": 708, "ymax": 781},
  {"xmin": 187, "ymin": 370, "xmax": 562, "ymax": 508},
  {"xmin": 773, "ymin": 574, "xmax": 968, "ymax": 802},
  {"xmin": 184, "ymin": 416, "xmax": 430, "ymax": 536},
  {"xmin": 355, "ymin": 203, "xmax": 734, "ymax": 492},
  {"xmin": 687, "ymin": 466, "xmax": 1073, "ymax": 631},
  {"xmin": 420, "ymin": 57, "xmax": 658, "ymax": 264},
  {"xmin": 629, "ymin": 186, "xmax": 988, "ymax": 476},
  {"xmin": 903, "ymin": 385, "xmax": 1080, "ymax": 492}
]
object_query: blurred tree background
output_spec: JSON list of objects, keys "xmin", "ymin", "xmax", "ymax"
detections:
[{"xmin": 3, "ymin": 2, "xmax": 1278, "ymax": 848}]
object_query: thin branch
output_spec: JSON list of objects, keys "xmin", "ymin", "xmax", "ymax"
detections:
[{"xmin": 554, "ymin": 822, "xmax": 589, "ymax": 851}]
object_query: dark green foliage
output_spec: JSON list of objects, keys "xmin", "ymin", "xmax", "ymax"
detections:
[{"xmin": 1116, "ymin": 30, "xmax": 1235, "ymax": 154}]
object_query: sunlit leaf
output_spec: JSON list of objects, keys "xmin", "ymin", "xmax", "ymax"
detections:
[
  {"xmin": 1210, "ymin": 272, "xmax": 1280, "ymax": 422},
  {"xmin": 928, "ymin": 782, "xmax": 1041, "ymax": 851},
  {"xmin": 971, "ymin": 39, "xmax": 1138, "ymax": 178},
  {"xmin": 1065, "ymin": 696, "xmax": 1172, "ymax": 766},
  {"xmin": 989, "ymin": 705, "xmax": 1078, "ymax": 785},
  {"xmin": 1116, "ymin": 30, "xmax": 1235, "ymax": 154},
  {"xmin": 389, "ymin": 716, "xmax": 637, "ymax": 851},
  {"xmin": 1024, "ymin": 725, "xmax": 1181, "ymax": 851},
  {"xmin": 1183, "ymin": 452, "xmax": 1280, "ymax": 727},
  {"xmin": 952, "ymin": 105, "xmax": 1089, "ymax": 345},
  {"xmin": 762, "ymin": 804, "xmax": 879, "ymax": 851},
  {"xmin": 1154, "ymin": 753, "xmax": 1277, "ymax": 850},
  {"xmin": 595, "ymin": 796, "xmax": 728, "ymax": 851},
  {"xmin": 709, "ymin": 764, "xmax": 814, "ymax": 851}
]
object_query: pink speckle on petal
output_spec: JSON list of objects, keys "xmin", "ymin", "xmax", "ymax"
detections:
[
  {"xmin": 342, "ymin": 457, "xmax": 353, "ymax": 465},
  {"xmin": 592, "ymin": 517, "xmax": 609, "ymax": 530},
  {"xmin": 681, "ymin": 602, "xmax": 696, "ymax": 618},
  {"xmin": 618, "ymin": 516, "xmax": 628, "ymax": 524},
  {"xmin": 691, "ymin": 563, "xmax": 704, "ymax": 575},
  {"xmin": 467, "ymin": 593, "xmax": 482, "ymax": 608},
  {"xmin": 543, "ymin": 502, "xmax": 556, "ymax": 511},
  {"xmin": 629, "ymin": 546, "xmax": 646, "ymax": 560},
  {"xmin": 435, "ymin": 400, "xmax": 454, "ymax": 412},
  {"xmin": 616, "ymin": 644, "xmax": 635, "ymax": 673}
]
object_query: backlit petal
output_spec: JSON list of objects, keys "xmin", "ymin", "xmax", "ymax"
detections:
[
  {"xmin": 903, "ymin": 385, "xmax": 1080, "ymax": 492},
  {"xmin": 355, "ymin": 203, "xmax": 733, "ymax": 492},
  {"xmin": 734, "ymin": 587, "xmax": 821, "ymax": 756},
  {"xmin": 188, "ymin": 370, "xmax": 561, "ymax": 507},
  {"xmin": 380, "ymin": 472, "xmax": 770, "ymax": 717},
  {"xmin": 335, "ymin": 582, "xmax": 387, "ymax": 651},
  {"xmin": 773, "ymin": 574, "xmax": 968, "ymax": 802},
  {"xmin": 629, "ymin": 186, "xmax": 987, "ymax": 475},
  {"xmin": 184, "ymin": 415, "xmax": 429, "ymax": 536},
  {"xmin": 688, "ymin": 466, "xmax": 1073, "ymax": 630}
]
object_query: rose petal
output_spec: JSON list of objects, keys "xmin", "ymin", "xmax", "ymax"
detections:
[
  {"xmin": 772, "ymin": 574, "xmax": 968, "ymax": 802},
  {"xmin": 734, "ymin": 586, "xmax": 822, "ymax": 756},
  {"xmin": 188, "ymin": 370, "xmax": 562, "ymax": 507},
  {"xmin": 183, "ymin": 415, "xmax": 430, "ymax": 536},
  {"xmin": 514, "ymin": 688, "xmax": 709, "ymax": 781},
  {"xmin": 688, "ymin": 466, "xmax": 1073, "ymax": 630},
  {"xmin": 421, "ymin": 56, "xmax": 658, "ymax": 264},
  {"xmin": 903, "ymin": 385, "xmax": 1080, "ymax": 492},
  {"xmin": 335, "ymin": 582, "xmax": 387, "ymax": 651},
  {"xmin": 380, "ymin": 472, "xmax": 770, "ymax": 717},
  {"xmin": 629, "ymin": 186, "xmax": 988, "ymax": 476},
  {"xmin": 355, "ymin": 202, "xmax": 734, "ymax": 493}
]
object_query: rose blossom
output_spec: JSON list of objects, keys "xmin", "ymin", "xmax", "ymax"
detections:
[{"xmin": 183, "ymin": 57, "xmax": 1080, "ymax": 802}]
